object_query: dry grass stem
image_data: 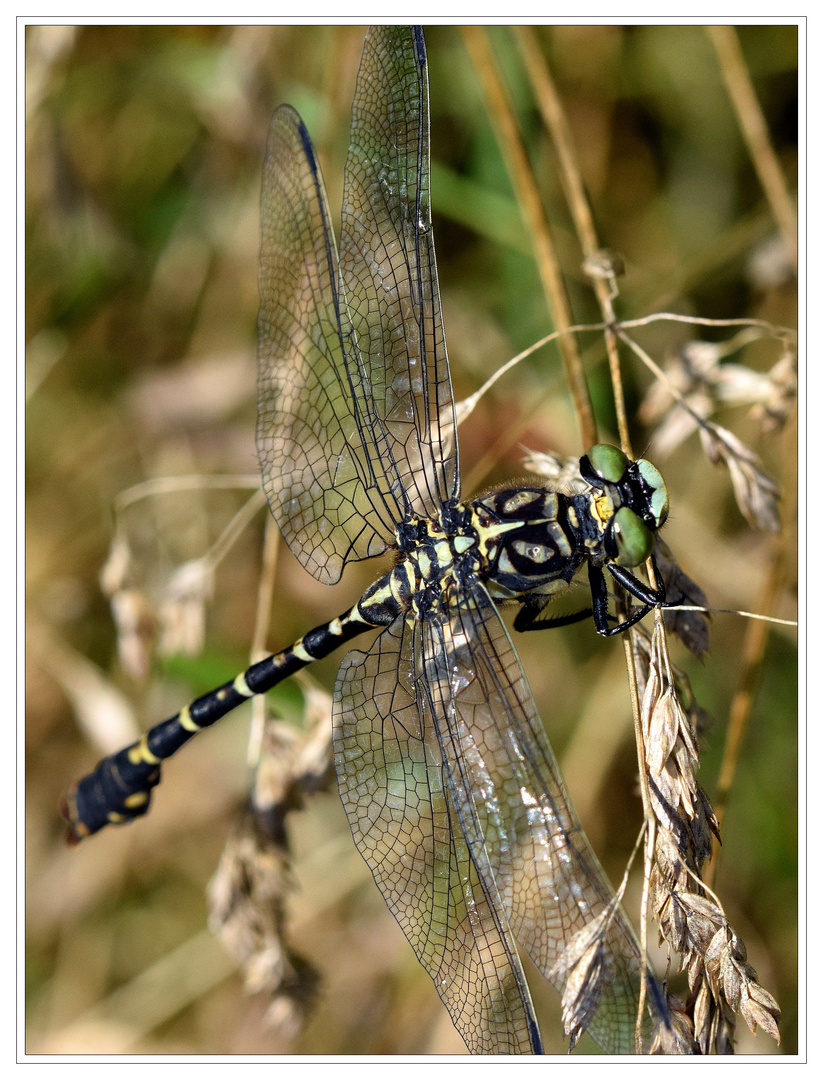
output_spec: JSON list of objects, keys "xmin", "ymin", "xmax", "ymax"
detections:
[
  {"xmin": 111, "ymin": 474, "xmax": 263, "ymax": 515},
  {"xmin": 633, "ymin": 622, "xmax": 781, "ymax": 1051},
  {"xmin": 514, "ymin": 26, "xmax": 630, "ymax": 448},
  {"xmin": 673, "ymin": 607, "xmax": 795, "ymax": 630},
  {"xmin": 208, "ymin": 686, "xmax": 334, "ymax": 1038},
  {"xmin": 616, "ymin": 326, "xmax": 785, "ymax": 532},
  {"xmin": 454, "ymin": 323, "xmax": 604, "ymax": 429},
  {"xmin": 708, "ymin": 26, "xmax": 797, "ymax": 270},
  {"xmin": 462, "ymin": 26, "xmax": 596, "ymax": 448}
]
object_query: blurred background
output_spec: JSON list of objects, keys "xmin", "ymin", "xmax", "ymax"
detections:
[{"xmin": 26, "ymin": 23, "xmax": 797, "ymax": 1056}]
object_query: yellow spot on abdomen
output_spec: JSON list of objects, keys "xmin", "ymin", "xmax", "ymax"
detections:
[
  {"xmin": 292, "ymin": 641, "xmax": 312, "ymax": 662},
  {"xmin": 233, "ymin": 672, "xmax": 253, "ymax": 697},
  {"xmin": 128, "ymin": 737, "xmax": 160, "ymax": 766},
  {"xmin": 179, "ymin": 705, "xmax": 201, "ymax": 732}
]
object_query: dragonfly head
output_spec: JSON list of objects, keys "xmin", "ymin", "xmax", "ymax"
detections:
[{"xmin": 579, "ymin": 444, "xmax": 669, "ymax": 568}]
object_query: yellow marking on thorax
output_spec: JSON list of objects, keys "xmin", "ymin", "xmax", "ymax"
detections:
[
  {"xmin": 389, "ymin": 571, "xmax": 408, "ymax": 605},
  {"xmin": 433, "ymin": 539, "xmax": 453, "ymax": 568},
  {"xmin": 416, "ymin": 549, "xmax": 432, "ymax": 579},
  {"xmin": 592, "ymin": 492, "xmax": 614, "ymax": 527},
  {"xmin": 502, "ymin": 490, "xmax": 540, "ymax": 514},
  {"xmin": 481, "ymin": 520, "xmax": 525, "ymax": 539},
  {"xmin": 541, "ymin": 492, "xmax": 558, "ymax": 518},
  {"xmin": 549, "ymin": 521, "xmax": 572, "ymax": 557},
  {"xmin": 497, "ymin": 549, "xmax": 517, "ymax": 575}
]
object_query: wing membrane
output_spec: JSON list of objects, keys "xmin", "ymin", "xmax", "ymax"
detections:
[
  {"xmin": 339, "ymin": 26, "xmax": 458, "ymax": 519},
  {"xmin": 333, "ymin": 614, "xmax": 541, "ymax": 1054},
  {"xmin": 419, "ymin": 583, "xmax": 665, "ymax": 1053},
  {"xmin": 257, "ymin": 26, "xmax": 457, "ymax": 583},
  {"xmin": 256, "ymin": 105, "xmax": 392, "ymax": 583}
]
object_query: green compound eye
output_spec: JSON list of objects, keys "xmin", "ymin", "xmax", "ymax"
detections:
[
  {"xmin": 635, "ymin": 458, "xmax": 670, "ymax": 527},
  {"xmin": 586, "ymin": 444, "xmax": 630, "ymax": 484},
  {"xmin": 612, "ymin": 506, "xmax": 653, "ymax": 567}
]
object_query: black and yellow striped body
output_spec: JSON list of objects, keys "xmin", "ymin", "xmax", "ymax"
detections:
[
  {"xmin": 64, "ymin": 506, "xmax": 478, "ymax": 839},
  {"xmin": 62, "ymin": 604, "xmax": 381, "ymax": 840},
  {"xmin": 63, "ymin": 471, "xmax": 670, "ymax": 843},
  {"xmin": 63, "ymin": 506, "xmax": 479, "ymax": 840}
]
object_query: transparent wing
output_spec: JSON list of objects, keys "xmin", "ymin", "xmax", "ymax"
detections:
[
  {"xmin": 420, "ymin": 582, "xmax": 665, "ymax": 1053},
  {"xmin": 333, "ymin": 614, "xmax": 541, "ymax": 1054},
  {"xmin": 256, "ymin": 26, "xmax": 458, "ymax": 584},
  {"xmin": 256, "ymin": 104, "xmax": 392, "ymax": 584},
  {"xmin": 338, "ymin": 25, "xmax": 458, "ymax": 520}
]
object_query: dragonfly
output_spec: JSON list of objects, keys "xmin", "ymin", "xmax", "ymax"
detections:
[{"xmin": 63, "ymin": 25, "xmax": 676, "ymax": 1055}]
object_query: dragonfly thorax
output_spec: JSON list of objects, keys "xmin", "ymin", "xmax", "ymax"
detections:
[
  {"xmin": 397, "ymin": 502, "xmax": 485, "ymax": 617},
  {"xmin": 471, "ymin": 444, "xmax": 669, "ymax": 602},
  {"xmin": 471, "ymin": 487, "xmax": 586, "ymax": 600},
  {"xmin": 357, "ymin": 503, "xmax": 484, "ymax": 626}
]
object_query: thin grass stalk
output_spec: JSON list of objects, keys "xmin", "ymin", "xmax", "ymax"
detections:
[
  {"xmin": 202, "ymin": 489, "xmax": 269, "ymax": 573},
  {"xmin": 621, "ymin": 628, "xmax": 657, "ymax": 1052},
  {"xmin": 461, "ymin": 26, "xmax": 596, "ymax": 449},
  {"xmin": 707, "ymin": 26, "xmax": 797, "ymax": 271},
  {"xmin": 513, "ymin": 28, "xmax": 787, "ymax": 1050},
  {"xmin": 111, "ymin": 474, "xmax": 262, "ymax": 515},
  {"xmin": 514, "ymin": 26, "xmax": 631, "ymax": 449}
]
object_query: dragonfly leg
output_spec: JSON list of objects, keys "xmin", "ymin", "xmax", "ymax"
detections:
[
  {"xmin": 512, "ymin": 595, "xmax": 593, "ymax": 633},
  {"xmin": 589, "ymin": 558, "xmax": 683, "ymax": 637}
]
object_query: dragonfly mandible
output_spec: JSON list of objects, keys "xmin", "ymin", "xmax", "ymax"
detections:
[{"xmin": 63, "ymin": 25, "xmax": 675, "ymax": 1054}]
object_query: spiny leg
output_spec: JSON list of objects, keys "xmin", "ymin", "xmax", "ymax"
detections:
[
  {"xmin": 593, "ymin": 557, "xmax": 682, "ymax": 637},
  {"xmin": 512, "ymin": 595, "xmax": 594, "ymax": 634},
  {"xmin": 512, "ymin": 556, "xmax": 680, "ymax": 638}
]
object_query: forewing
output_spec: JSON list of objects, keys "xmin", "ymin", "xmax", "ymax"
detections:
[
  {"xmin": 256, "ymin": 104, "xmax": 394, "ymax": 584},
  {"xmin": 333, "ymin": 614, "xmax": 541, "ymax": 1054},
  {"xmin": 420, "ymin": 583, "xmax": 664, "ymax": 1053},
  {"xmin": 338, "ymin": 25, "xmax": 459, "ymax": 520}
]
